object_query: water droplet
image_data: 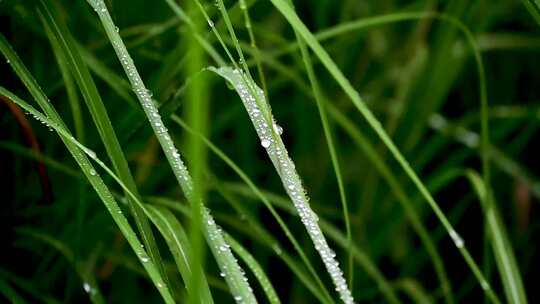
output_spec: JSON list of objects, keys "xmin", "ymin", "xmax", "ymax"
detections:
[
  {"xmin": 115, "ymin": 26, "xmax": 119, "ymax": 33},
  {"xmin": 449, "ymin": 229, "xmax": 464, "ymax": 248},
  {"xmin": 141, "ymin": 256, "xmax": 149, "ymax": 263},
  {"xmin": 273, "ymin": 122, "xmax": 283, "ymax": 135},
  {"xmin": 261, "ymin": 139, "xmax": 271, "ymax": 148},
  {"xmin": 83, "ymin": 282, "xmax": 91, "ymax": 293},
  {"xmin": 219, "ymin": 272, "xmax": 226, "ymax": 277},
  {"xmin": 207, "ymin": 19, "xmax": 214, "ymax": 28},
  {"xmin": 86, "ymin": 149, "xmax": 96, "ymax": 159},
  {"xmin": 89, "ymin": 169, "xmax": 96, "ymax": 176},
  {"xmin": 234, "ymin": 295, "xmax": 242, "ymax": 301}
]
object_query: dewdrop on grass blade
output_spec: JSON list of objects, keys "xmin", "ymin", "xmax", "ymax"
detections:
[{"xmin": 449, "ymin": 229, "xmax": 464, "ymax": 248}]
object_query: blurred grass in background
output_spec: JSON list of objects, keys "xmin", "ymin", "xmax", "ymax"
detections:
[{"xmin": 1, "ymin": 0, "xmax": 539, "ymax": 303}]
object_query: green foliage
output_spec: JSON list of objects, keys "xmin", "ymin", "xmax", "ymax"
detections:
[{"xmin": 1, "ymin": 0, "xmax": 537, "ymax": 303}]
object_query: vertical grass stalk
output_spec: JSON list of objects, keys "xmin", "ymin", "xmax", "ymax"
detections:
[{"xmin": 84, "ymin": 1, "xmax": 257, "ymax": 302}]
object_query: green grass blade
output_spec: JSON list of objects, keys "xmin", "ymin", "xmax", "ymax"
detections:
[
  {"xmin": 171, "ymin": 115, "xmax": 335, "ymax": 304},
  {"xmin": 43, "ymin": 19, "xmax": 84, "ymax": 142},
  {"xmin": 149, "ymin": 195, "xmax": 332, "ymax": 303},
  {"xmin": 238, "ymin": 0, "xmax": 268, "ymax": 96},
  {"xmin": 15, "ymin": 228, "xmax": 105, "ymax": 304},
  {"xmin": 77, "ymin": 44, "xmax": 138, "ymax": 108},
  {"xmin": 0, "ymin": 87, "xmax": 174, "ymax": 303},
  {"xmin": 464, "ymin": 171, "xmax": 528, "ymax": 304},
  {"xmin": 145, "ymin": 205, "xmax": 214, "ymax": 303},
  {"xmin": 264, "ymin": 2, "xmax": 501, "ymax": 301},
  {"xmin": 83, "ymin": 1, "xmax": 257, "ymax": 302},
  {"xmin": 35, "ymin": 1, "xmax": 170, "ymax": 291},
  {"xmin": 0, "ymin": 278, "xmax": 26, "ymax": 304},
  {"xmin": 521, "ymin": 0, "xmax": 540, "ymax": 25},
  {"xmin": 223, "ymin": 234, "xmax": 281, "ymax": 304},
  {"xmin": 295, "ymin": 23, "xmax": 354, "ymax": 290},
  {"xmin": 183, "ymin": 0, "xmax": 209, "ymax": 301},
  {"xmin": 208, "ymin": 66, "xmax": 354, "ymax": 303},
  {"xmin": 219, "ymin": 182, "xmax": 400, "ymax": 303}
]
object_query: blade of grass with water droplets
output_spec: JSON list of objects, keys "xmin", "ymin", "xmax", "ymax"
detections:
[
  {"xmin": 171, "ymin": 115, "xmax": 335, "ymax": 304},
  {"xmin": 293, "ymin": 21, "xmax": 354, "ymax": 291},
  {"xmin": 0, "ymin": 88, "xmax": 174, "ymax": 303},
  {"xmin": 208, "ymin": 66, "xmax": 354, "ymax": 304},
  {"xmin": 215, "ymin": 182, "xmax": 400, "ymax": 303},
  {"xmin": 263, "ymin": 2, "xmax": 503, "ymax": 302},
  {"xmin": 83, "ymin": 1, "xmax": 257, "ymax": 302},
  {"xmin": 5, "ymin": 88, "xmax": 213, "ymax": 302},
  {"xmin": 223, "ymin": 234, "xmax": 280, "ymax": 304},
  {"xmin": 148, "ymin": 195, "xmax": 333, "ymax": 303},
  {"xmin": 35, "ymin": 1, "xmax": 171, "ymax": 292}
]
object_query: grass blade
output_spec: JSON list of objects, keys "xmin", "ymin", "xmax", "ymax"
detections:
[
  {"xmin": 264, "ymin": 2, "xmax": 501, "ymax": 301},
  {"xmin": 521, "ymin": 0, "xmax": 540, "ymax": 26},
  {"xmin": 83, "ymin": 1, "xmax": 257, "ymax": 302},
  {"xmin": 145, "ymin": 205, "xmax": 214, "ymax": 303},
  {"xmin": 35, "ymin": 0, "xmax": 170, "ymax": 291},
  {"xmin": 208, "ymin": 66, "xmax": 354, "ymax": 304},
  {"xmin": 224, "ymin": 234, "xmax": 281, "ymax": 304},
  {"xmin": 465, "ymin": 171, "xmax": 528, "ymax": 304},
  {"xmin": 171, "ymin": 115, "xmax": 336, "ymax": 304},
  {"xmin": 0, "ymin": 87, "xmax": 174, "ymax": 304}
]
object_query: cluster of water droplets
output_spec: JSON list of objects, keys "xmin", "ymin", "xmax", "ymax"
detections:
[
  {"xmin": 87, "ymin": 0, "xmax": 108, "ymax": 16},
  {"xmin": 205, "ymin": 209, "xmax": 257, "ymax": 304},
  {"xmin": 214, "ymin": 67, "xmax": 354, "ymax": 304}
]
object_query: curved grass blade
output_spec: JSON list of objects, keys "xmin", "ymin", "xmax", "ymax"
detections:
[
  {"xmin": 0, "ymin": 87, "xmax": 174, "ymax": 303},
  {"xmin": 263, "ymin": 3, "xmax": 501, "ymax": 301},
  {"xmin": 148, "ymin": 195, "xmax": 332, "ymax": 304},
  {"xmin": 1, "ymin": 33, "xmax": 174, "ymax": 302},
  {"xmin": 15, "ymin": 228, "xmax": 105, "ymax": 304},
  {"xmin": 4, "ymin": 92, "xmax": 213, "ymax": 303},
  {"xmin": 36, "ymin": 1, "xmax": 170, "ymax": 290},
  {"xmin": 223, "ymin": 234, "xmax": 281, "ymax": 304},
  {"xmin": 521, "ymin": 0, "xmax": 540, "ymax": 26},
  {"xmin": 145, "ymin": 205, "xmax": 214, "ymax": 304},
  {"xmin": 83, "ymin": 1, "xmax": 257, "ymax": 302},
  {"xmin": 214, "ymin": 182, "xmax": 400, "ymax": 304},
  {"xmin": 0, "ymin": 278, "xmax": 26, "ymax": 304},
  {"xmin": 171, "ymin": 116, "xmax": 335, "ymax": 304},
  {"xmin": 296, "ymin": 28, "xmax": 354, "ymax": 292},
  {"xmin": 465, "ymin": 170, "xmax": 528, "ymax": 304},
  {"xmin": 208, "ymin": 66, "xmax": 354, "ymax": 304}
]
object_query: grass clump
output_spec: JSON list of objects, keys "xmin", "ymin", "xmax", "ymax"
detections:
[{"xmin": 1, "ymin": 0, "xmax": 537, "ymax": 303}]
